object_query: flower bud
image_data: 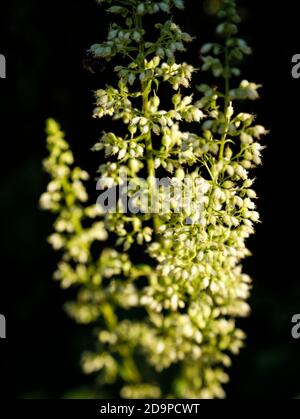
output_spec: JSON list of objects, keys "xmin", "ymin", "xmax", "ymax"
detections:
[
  {"xmin": 132, "ymin": 31, "xmax": 141, "ymax": 42},
  {"xmin": 240, "ymin": 132, "xmax": 253, "ymax": 145},
  {"xmin": 226, "ymin": 103, "xmax": 234, "ymax": 120},
  {"xmin": 137, "ymin": 3, "xmax": 145, "ymax": 15},
  {"xmin": 226, "ymin": 165, "xmax": 234, "ymax": 176},
  {"xmin": 172, "ymin": 93, "xmax": 181, "ymax": 107},
  {"xmin": 175, "ymin": 168, "xmax": 185, "ymax": 180},
  {"xmin": 246, "ymin": 189, "xmax": 257, "ymax": 198},
  {"xmin": 223, "ymin": 180, "xmax": 234, "ymax": 189},
  {"xmin": 225, "ymin": 147, "xmax": 233, "ymax": 160},
  {"xmin": 159, "ymin": 2, "xmax": 170, "ymax": 13}
]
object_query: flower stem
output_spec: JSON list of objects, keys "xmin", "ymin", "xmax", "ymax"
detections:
[
  {"xmin": 219, "ymin": 44, "xmax": 231, "ymax": 161},
  {"xmin": 142, "ymin": 80, "xmax": 160, "ymax": 233}
]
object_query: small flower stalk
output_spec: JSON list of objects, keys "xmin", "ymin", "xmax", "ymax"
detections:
[{"xmin": 40, "ymin": 0, "xmax": 266, "ymax": 398}]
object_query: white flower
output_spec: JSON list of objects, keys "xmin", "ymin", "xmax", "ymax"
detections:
[
  {"xmin": 235, "ymin": 165, "xmax": 248, "ymax": 180},
  {"xmin": 118, "ymin": 149, "xmax": 127, "ymax": 160}
]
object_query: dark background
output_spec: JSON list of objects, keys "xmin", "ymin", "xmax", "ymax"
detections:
[{"xmin": 0, "ymin": 0, "xmax": 300, "ymax": 399}]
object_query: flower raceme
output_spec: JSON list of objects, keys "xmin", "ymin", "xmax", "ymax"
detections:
[{"xmin": 40, "ymin": 0, "xmax": 267, "ymax": 398}]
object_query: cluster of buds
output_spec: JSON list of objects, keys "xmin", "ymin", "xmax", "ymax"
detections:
[{"xmin": 41, "ymin": 0, "xmax": 266, "ymax": 399}]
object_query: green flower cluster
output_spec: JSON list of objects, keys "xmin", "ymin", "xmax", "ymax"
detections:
[{"xmin": 40, "ymin": 0, "xmax": 266, "ymax": 398}]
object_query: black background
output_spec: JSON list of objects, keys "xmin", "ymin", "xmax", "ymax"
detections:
[{"xmin": 1, "ymin": 0, "xmax": 300, "ymax": 399}]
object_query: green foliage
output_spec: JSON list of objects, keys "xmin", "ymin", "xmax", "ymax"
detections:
[{"xmin": 40, "ymin": 0, "xmax": 267, "ymax": 398}]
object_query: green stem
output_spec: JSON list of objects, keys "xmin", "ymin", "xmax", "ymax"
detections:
[
  {"xmin": 224, "ymin": 45, "xmax": 230, "ymax": 110},
  {"xmin": 219, "ymin": 44, "xmax": 231, "ymax": 162},
  {"xmin": 135, "ymin": 10, "xmax": 160, "ymax": 234},
  {"xmin": 142, "ymin": 81, "xmax": 160, "ymax": 233}
]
